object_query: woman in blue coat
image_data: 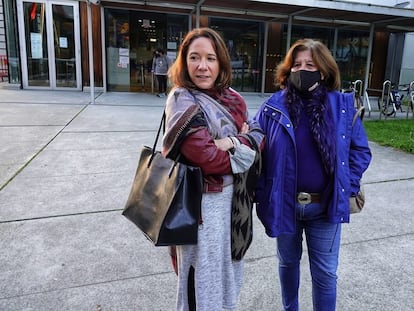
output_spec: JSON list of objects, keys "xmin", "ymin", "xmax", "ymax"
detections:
[{"xmin": 254, "ymin": 39, "xmax": 371, "ymax": 311}]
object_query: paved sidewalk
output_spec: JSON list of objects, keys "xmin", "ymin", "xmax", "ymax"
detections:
[{"xmin": 0, "ymin": 85, "xmax": 413, "ymax": 310}]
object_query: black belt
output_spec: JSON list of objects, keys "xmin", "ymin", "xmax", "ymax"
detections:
[{"xmin": 296, "ymin": 192, "xmax": 321, "ymax": 204}]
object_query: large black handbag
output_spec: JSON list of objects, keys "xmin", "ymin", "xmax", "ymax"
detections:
[{"xmin": 122, "ymin": 112, "xmax": 203, "ymax": 246}]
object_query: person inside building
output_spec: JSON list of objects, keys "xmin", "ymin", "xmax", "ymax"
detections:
[
  {"xmin": 161, "ymin": 27, "xmax": 264, "ymax": 311},
  {"xmin": 152, "ymin": 48, "xmax": 170, "ymax": 97},
  {"xmin": 254, "ymin": 38, "xmax": 372, "ymax": 311}
]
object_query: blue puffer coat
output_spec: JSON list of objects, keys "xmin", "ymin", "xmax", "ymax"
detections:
[{"xmin": 254, "ymin": 90, "xmax": 372, "ymax": 237}]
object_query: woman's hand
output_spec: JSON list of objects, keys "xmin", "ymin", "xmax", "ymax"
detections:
[
  {"xmin": 240, "ymin": 121, "xmax": 249, "ymax": 134},
  {"xmin": 214, "ymin": 137, "xmax": 234, "ymax": 151},
  {"xmin": 214, "ymin": 122, "xmax": 250, "ymax": 151}
]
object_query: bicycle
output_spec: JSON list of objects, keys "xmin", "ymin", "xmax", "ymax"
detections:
[
  {"xmin": 378, "ymin": 81, "xmax": 404, "ymax": 117},
  {"xmin": 401, "ymin": 82, "xmax": 414, "ymax": 118}
]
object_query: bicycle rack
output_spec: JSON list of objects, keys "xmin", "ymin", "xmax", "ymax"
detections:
[
  {"xmin": 353, "ymin": 79, "xmax": 371, "ymax": 118},
  {"xmin": 379, "ymin": 80, "xmax": 392, "ymax": 120},
  {"xmin": 407, "ymin": 81, "xmax": 414, "ymax": 119},
  {"xmin": 364, "ymin": 91, "xmax": 371, "ymax": 118},
  {"xmin": 354, "ymin": 79, "xmax": 363, "ymax": 98}
]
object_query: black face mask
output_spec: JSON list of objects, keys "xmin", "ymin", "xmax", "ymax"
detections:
[{"xmin": 289, "ymin": 70, "xmax": 321, "ymax": 93}]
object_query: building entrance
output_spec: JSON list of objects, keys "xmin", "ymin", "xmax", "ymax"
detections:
[
  {"xmin": 17, "ymin": 0, "xmax": 81, "ymax": 89},
  {"xmin": 105, "ymin": 9, "xmax": 187, "ymax": 93}
]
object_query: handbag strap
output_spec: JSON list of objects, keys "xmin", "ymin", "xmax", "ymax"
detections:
[
  {"xmin": 147, "ymin": 111, "xmax": 166, "ymax": 167},
  {"xmin": 152, "ymin": 111, "xmax": 166, "ymax": 152},
  {"xmin": 150, "ymin": 111, "xmax": 181, "ymax": 177}
]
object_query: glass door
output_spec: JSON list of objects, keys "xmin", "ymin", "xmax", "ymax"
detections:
[
  {"xmin": 17, "ymin": 0, "xmax": 81, "ymax": 89},
  {"xmin": 53, "ymin": 3, "xmax": 79, "ymax": 88},
  {"xmin": 21, "ymin": 1, "xmax": 49, "ymax": 86}
]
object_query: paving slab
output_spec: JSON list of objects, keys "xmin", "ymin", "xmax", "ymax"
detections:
[
  {"xmin": 0, "ymin": 88, "xmax": 91, "ymax": 105},
  {"xmin": 363, "ymin": 142, "xmax": 414, "ymax": 183},
  {"xmin": 0, "ymin": 130, "xmax": 155, "ymax": 221},
  {"xmin": 0, "ymin": 212, "xmax": 173, "ymax": 296},
  {"xmin": 63, "ymin": 104, "xmax": 165, "ymax": 132},
  {"xmin": 0, "ymin": 103, "xmax": 85, "ymax": 126},
  {"xmin": 337, "ymin": 234, "xmax": 414, "ymax": 311}
]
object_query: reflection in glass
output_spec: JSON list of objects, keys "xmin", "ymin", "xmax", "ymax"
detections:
[
  {"xmin": 287, "ymin": 25, "xmax": 369, "ymax": 89},
  {"xmin": 210, "ymin": 18, "xmax": 263, "ymax": 92},
  {"xmin": 105, "ymin": 8, "xmax": 187, "ymax": 92},
  {"xmin": 3, "ymin": 0, "xmax": 20, "ymax": 84},
  {"xmin": 23, "ymin": 2, "xmax": 49, "ymax": 86},
  {"xmin": 53, "ymin": 4, "xmax": 76, "ymax": 88},
  {"xmin": 336, "ymin": 30, "xmax": 370, "ymax": 88}
]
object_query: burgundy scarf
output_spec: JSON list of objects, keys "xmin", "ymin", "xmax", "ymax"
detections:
[{"xmin": 204, "ymin": 88, "xmax": 247, "ymax": 131}]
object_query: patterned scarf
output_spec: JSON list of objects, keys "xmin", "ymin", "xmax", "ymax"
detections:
[
  {"xmin": 163, "ymin": 87, "xmax": 263, "ymax": 160},
  {"xmin": 162, "ymin": 87, "xmax": 264, "ymax": 261},
  {"xmin": 286, "ymin": 83, "xmax": 336, "ymax": 175},
  {"xmin": 204, "ymin": 88, "xmax": 247, "ymax": 130}
]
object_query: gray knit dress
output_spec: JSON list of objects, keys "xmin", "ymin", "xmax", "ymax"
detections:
[{"xmin": 175, "ymin": 184, "xmax": 244, "ymax": 311}]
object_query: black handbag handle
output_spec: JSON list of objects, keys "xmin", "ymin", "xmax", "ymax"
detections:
[
  {"xmin": 147, "ymin": 111, "xmax": 165, "ymax": 167},
  {"xmin": 148, "ymin": 111, "xmax": 181, "ymax": 177},
  {"xmin": 152, "ymin": 111, "xmax": 165, "ymax": 152}
]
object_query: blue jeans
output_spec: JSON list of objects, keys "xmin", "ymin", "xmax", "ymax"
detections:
[{"xmin": 276, "ymin": 202, "xmax": 341, "ymax": 311}]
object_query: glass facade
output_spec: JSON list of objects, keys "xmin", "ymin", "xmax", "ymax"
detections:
[
  {"xmin": 290, "ymin": 25, "xmax": 335, "ymax": 47},
  {"xmin": 16, "ymin": 0, "xmax": 80, "ymax": 89},
  {"xmin": 336, "ymin": 30, "xmax": 370, "ymax": 88},
  {"xmin": 104, "ymin": 10, "xmax": 266, "ymax": 93},
  {"xmin": 209, "ymin": 18, "xmax": 264, "ymax": 92},
  {"xmin": 277, "ymin": 25, "xmax": 370, "ymax": 90},
  {"xmin": 105, "ymin": 8, "xmax": 187, "ymax": 92},
  {"xmin": 4, "ymin": 3, "xmax": 372, "ymax": 93},
  {"xmin": 23, "ymin": 2, "xmax": 50, "ymax": 86},
  {"xmin": 23, "ymin": 2, "xmax": 77, "ymax": 87},
  {"xmin": 53, "ymin": 4, "xmax": 77, "ymax": 88},
  {"xmin": 103, "ymin": 11, "xmax": 371, "ymax": 93},
  {"xmin": 3, "ymin": 0, "xmax": 21, "ymax": 84}
]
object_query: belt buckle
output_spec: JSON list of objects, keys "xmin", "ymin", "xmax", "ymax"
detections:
[{"xmin": 297, "ymin": 192, "xmax": 312, "ymax": 204}]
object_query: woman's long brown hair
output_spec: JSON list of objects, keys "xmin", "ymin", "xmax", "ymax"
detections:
[{"xmin": 169, "ymin": 27, "xmax": 232, "ymax": 91}]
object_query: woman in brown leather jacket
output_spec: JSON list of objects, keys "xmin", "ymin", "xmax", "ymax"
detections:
[{"xmin": 162, "ymin": 28, "xmax": 264, "ymax": 311}]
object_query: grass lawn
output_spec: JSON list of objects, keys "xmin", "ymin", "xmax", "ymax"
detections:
[{"xmin": 363, "ymin": 118, "xmax": 414, "ymax": 154}]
